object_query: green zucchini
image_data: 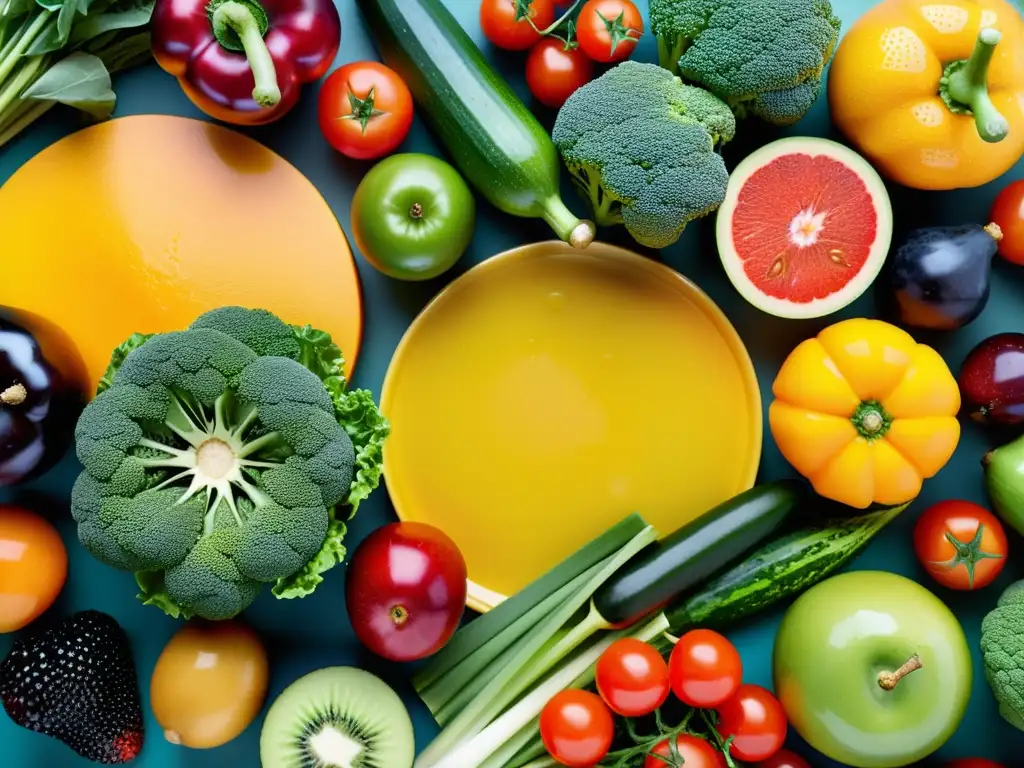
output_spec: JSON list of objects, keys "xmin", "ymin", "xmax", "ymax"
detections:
[
  {"xmin": 656, "ymin": 502, "xmax": 909, "ymax": 648},
  {"xmin": 592, "ymin": 481, "xmax": 805, "ymax": 627},
  {"xmin": 355, "ymin": 0, "xmax": 596, "ymax": 248}
]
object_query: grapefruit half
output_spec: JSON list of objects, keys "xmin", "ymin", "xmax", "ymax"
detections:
[{"xmin": 717, "ymin": 137, "xmax": 893, "ymax": 320}]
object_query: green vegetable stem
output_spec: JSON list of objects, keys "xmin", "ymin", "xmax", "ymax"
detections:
[
  {"xmin": 72, "ymin": 307, "xmax": 389, "ymax": 621},
  {"xmin": 649, "ymin": 0, "xmax": 842, "ymax": 126},
  {"xmin": 941, "ymin": 28, "xmax": 1010, "ymax": 144},
  {"xmin": 0, "ymin": 0, "xmax": 155, "ymax": 150}
]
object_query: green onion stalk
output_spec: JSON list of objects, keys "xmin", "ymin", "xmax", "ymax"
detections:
[{"xmin": 0, "ymin": 0, "xmax": 154, "ymax": 150}]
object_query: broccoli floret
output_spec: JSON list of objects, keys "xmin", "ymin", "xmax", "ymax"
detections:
[
  {"xmin": 981, "ymin": 580, "xmax": 1024, "ymax": 731},
  {"xmin": 71, "ymin": 321, "xmax": 358, "ymax": 621},
  {"xmin": 650, "ymin": 0, "xmax": 841, "ymax": 125},
  {"xmin": 191, "ymin": 306, "xmax": 303, "ymax": 359},
  {"xmin": 552, "ymin": 61, "xmax": 735, "ymax": 249}
]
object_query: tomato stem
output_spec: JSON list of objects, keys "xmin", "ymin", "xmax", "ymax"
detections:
[
  {"xmin": 528, "ymin": 0, "xmax": 583, "ymax": 37},
  {"xmin": 878, "ymin": 654, "xmax": 922, "ymax": 690},
  {"xmin": 0, "ymin": 383, "xmax": 26, "ymax": 405},
  {"xmin": 928, "ymin": 524, "xmax": 1005, "ymax": 588}
]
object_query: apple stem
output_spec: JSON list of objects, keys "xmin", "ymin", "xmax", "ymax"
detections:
[
  {"xmin": 0, "ymin": 383, "xmax": 27, "ymax": 405},
  {"xmin": 878, "ymin": 654, "xmax": 922, "ymax": 690},
  {"xmin": 391, "ymin": 605, "xmax": 410, "ymax": 626}
]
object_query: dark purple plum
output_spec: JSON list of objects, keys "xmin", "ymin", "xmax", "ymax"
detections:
[
  {"xmin": 887, "ymin": 223, "xmax": 1003, "ymax": 331},
  {"xmin": 960, "ymin": 333, "xmax": 1024, "ymax": 425},
  {"xmin": 0, "ymin": 314, "xmax": 82, "ymax": 485}
]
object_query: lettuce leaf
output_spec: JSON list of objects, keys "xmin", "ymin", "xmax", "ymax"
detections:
[{"xmin": 134, "ymin": 570, "xmax": 193, "ymax": 620}]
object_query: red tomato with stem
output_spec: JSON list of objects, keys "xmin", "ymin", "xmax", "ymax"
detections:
[
  {"xmin": 668, "ymin": 629, "xmax": 743, "ymax": 708},
  {"xmin": 644, "ymin": 734, "xmax": 727, "ymax": 768},
  {"xmin": 595, "ymin": 638, "xmax": 670, "ymax": 717},
  {"xmin": 526, "ymin": 38, "xmax": 594, "ymax": 109},
  {"xmin": 991, "ymin": 180, "xmax": 1024, "ymax": 265},
  {"xmin": 716, "ymin": 685, "xmax": 787, "ymax": 762},
  {"xmin": 540, "ymin": 690, "xmax": 614, "ymax": 767},
  {"xmin": 317, "ymin": 62, "xmax": 413, "ymax": 161},
  {"xmin": 344, "ymin": 522, "xmax": 467, "ymax": 662},
  {"xmin": 757, "ymin": 749, "xmax": 812, "ymax": 768},
  {"xmin": 576, "ymin": 0, "xmax": 643, "ymax": 63},
  {"xmin": 480, "ymin": 0, "xmax": 555, "ymax": 51},
  {"xmin": 913, "ymin": 500, "xmax": 1007, "ymax": 591}
]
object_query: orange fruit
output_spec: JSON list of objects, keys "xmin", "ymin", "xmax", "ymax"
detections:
[{"xmin": 0, "ymin": 505, "xmax": 68, "ymax": 633}]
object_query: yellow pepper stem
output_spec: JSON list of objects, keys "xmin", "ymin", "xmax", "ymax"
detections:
[
  {"xmin": 941, "ymin": 28, "xmax": 1010, "ymax": 144},
  {"xmin": 852, "ymin": 400, "xmax": 893, "ymax": 440}
]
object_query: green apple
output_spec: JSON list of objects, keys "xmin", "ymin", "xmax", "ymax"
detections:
[{"xmin": 773, "ymin": 570, "xmax": 971, "ymax": 768}]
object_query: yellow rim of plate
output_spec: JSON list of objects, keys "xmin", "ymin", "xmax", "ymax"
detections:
[{"xmin": 381, "ymin": 240, "xmax": 763, "ymax": 613}]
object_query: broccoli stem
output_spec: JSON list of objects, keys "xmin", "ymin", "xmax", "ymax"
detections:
[
  {"xmin": 940, "ymin": 28, "xmax": 1009, "ymax": 144},
  {"xmin": 656, "ymin": 34, "xmax": 687, "ymax": 76}
]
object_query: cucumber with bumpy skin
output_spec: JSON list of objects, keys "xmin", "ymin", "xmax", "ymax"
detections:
[{"xmin": 355, "ymin": 0, "xmax": 596, "ymax": 248}]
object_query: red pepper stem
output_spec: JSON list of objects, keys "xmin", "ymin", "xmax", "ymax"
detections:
[{"xmin": 211, "ymin": 1, "xmax": 280, "ymax": 108}]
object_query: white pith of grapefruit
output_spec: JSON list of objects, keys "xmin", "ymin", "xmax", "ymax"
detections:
[{"xmin": 717, "ymin": 137, "xmax": 893, "ymax": 320}]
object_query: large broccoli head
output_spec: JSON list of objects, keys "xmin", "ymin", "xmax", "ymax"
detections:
[
  {"xmin": 650, "ymin": 0, "xmax": 841, "ymax": 126},
  {"xmin": 981, "ymin": 580, "xmax": 1024, "ymax": 731},
  {"xmin": 552, "ymin": 61, "xmax": 735, "ymax": 250},
  {"xmin": 73, "ymin": 308, "xmax": 388, "ymax": 620}
]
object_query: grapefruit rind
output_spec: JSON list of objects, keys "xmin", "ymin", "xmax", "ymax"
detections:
[{"xmin": 716, "ymin": 137, "xmax": 893, "ymax": 320}]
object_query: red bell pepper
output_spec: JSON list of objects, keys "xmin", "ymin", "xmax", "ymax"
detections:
[{"xmin": 151, "ymin": 0, "xmax": 341, "ymax": 126}]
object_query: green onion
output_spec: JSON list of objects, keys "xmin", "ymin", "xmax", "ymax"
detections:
[
  {"xmin": 415, "ymin": 513, "xmax": 648, "ymax": 696},
  {"xmin": 415, "ymin": 524, "xmax": 660, "ymax": 767},
  {"xmin": 429, "ymin": 613, "xmax": 671, "ymax": 768}
]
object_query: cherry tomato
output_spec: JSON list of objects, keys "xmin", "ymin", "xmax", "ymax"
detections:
[
  {"xmin": 644, "ymin": 734, "xmax": 727, "ymax": 768},
  {"xmin": 345, "ymin": 522, "xmax": 467, "ymax": 662},
  {"xmin": 668, "ymin": 629, "xmax": 743, "ymax": 708},
  {"xmin": 757, "ymin": 749, "xmax": 812, "ymax": 768},
  {"xmin": 991, "ymin": 180, "xmax": 1024, "ymax": 265},
  {"xmin": 0, "ymin": 505, "xmax": 67, "ymax": 633},
  {"xmin": 576, "ymin": 0, "xmax": 643, "ymax": 64},
  {"xmin": 913, "ymin": 500, "xmax": 1007, "ymax": 591},
  {"xmin": 525, "ymin": 38, "xmax": 594, "ymax": 109},
  {"xmin": 539, "ymin": 690, "xmax": 614, "ymax": 767},
  {"xmin": 716, "ymin": 685, "xmax": 788, "ymax": 763},
  {"xmin": 595, "ymin": 638, "xmax": 670, "ymax": 717},
  {"xmin": 480, "ymin": 0, "xmax": 555, "ymax": 51},
  {"xmin": 318, "ymin": 62, "xmax": 413, "ymax": 161}
]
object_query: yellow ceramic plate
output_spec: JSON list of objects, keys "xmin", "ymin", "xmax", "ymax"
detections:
[{"xmin": 381, "ymin": 241, "xmax": 762, "ymax": 612}]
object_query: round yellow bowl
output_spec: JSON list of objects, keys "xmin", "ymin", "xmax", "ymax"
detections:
[{"xmin": 381, "ymin": 241, "xmax": 762, "ymax": 612}]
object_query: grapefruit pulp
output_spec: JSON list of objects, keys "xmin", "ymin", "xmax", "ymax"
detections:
[{"xmin": 717, "ymin": 137, "xmax": 892, "ymax": 319}]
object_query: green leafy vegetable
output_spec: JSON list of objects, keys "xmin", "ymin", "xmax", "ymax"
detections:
[
  {"xmin": 0, "ymin": 0, "xmax": 153, "ymax": 150},
  {"xmin": 551, "ymin": 61, "xmax": 735, "ymax": 249},
  {"xmin": 74, "ymin": 307, "xmax": 389, "ymax": 620},
  {"xmin": 649, "ymin": 0, "xmax": 841, "ymax": 126},
  {"xmin": 981, "ymin": 579, "xmax": 1024, "ymax": 731}
]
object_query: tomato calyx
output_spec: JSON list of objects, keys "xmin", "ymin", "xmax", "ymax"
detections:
[
  {"xmin": 343, "ymin": 84, "xmax": 387, "ymax": 134},
  {"xmin": 852, "ymin": 400, "xmax": 893, "ymax": 440},
  {"xmin": 928, "ymin": 524, "xmax": 1005, "ymax": 588},
  {"xmin": 596, "ymin": 8, "xmax": 641, "ymax": 57}
]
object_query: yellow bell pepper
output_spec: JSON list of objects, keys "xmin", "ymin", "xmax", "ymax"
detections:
[
  {"xmin": 828, "ymin": 0, "xmax": 1024, "ymax": 190},
  {"xmin": 769, "ymin": 319, "xmax": 961, "ymax": 509}
]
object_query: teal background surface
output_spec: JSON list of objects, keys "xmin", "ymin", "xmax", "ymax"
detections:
[{"xmin": 2, "ymin": 0, "xmax": 1024, "ymax": 765}]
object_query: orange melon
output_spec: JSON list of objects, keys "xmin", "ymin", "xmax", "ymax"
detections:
[{"xmin": 0, "ymin": 115, "xmax": 363, "ymax": 395}]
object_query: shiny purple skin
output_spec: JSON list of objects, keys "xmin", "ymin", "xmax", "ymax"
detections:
[
  {"xmin": 0, "ymin": 317, "xmax": 80, "ymax": 486},
  {"xmin": 151, "ymin": 0, "xmax": 340, "ymax": 126},
  {"xmin": 959, "ymin": 333, "xmax": 1024, "ymax": 425}
]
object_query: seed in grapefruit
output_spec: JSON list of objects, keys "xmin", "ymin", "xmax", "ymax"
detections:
[{"xmin": 717, "ymin": 138, "xmax": 892, "ymax": 320}]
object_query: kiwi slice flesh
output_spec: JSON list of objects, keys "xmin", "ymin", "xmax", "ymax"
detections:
[{"xmin": 260, "ymin": 666, "xmax": 415, "ymax": 768}]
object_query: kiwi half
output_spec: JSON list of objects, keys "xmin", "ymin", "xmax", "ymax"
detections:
[{"xmin": 260, "ymin": 667, "xmax": 415, "ymax": 768}]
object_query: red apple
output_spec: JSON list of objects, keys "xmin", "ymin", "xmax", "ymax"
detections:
[
  {"xmin": 345, "ymin": 522, "xmax": 467, "ymax": 662},
  {"xmin": 959, "ymin": 333, "xmax": 1024, "ymax": 425}
]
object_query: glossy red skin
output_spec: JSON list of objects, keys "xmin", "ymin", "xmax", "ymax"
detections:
[
  {"xmin": 644, "ymin": 735, "xmax": 726, "ymax": 768},
  {"xmin": 318, "ymin": 62, "xmax": 414, "ymax": 160},
  {"xmin": 344, "ymin": 522, "xmax": 467, "ymax": 662},
  {"xmin": 151, "ymin": 0, "xmax": 340, "ymax": 125},
  {"xmin": 959, "ymin": 333, "xmax": 1024, "ymax": 425},
  {"xmin": 525, "ymin": 39, "xmax": 594, "ymax": 109},
  {"xmin": 914, "ymin": 500, "xmax": 1007, "ymax": 590},
  {"xmin": 991, "ymin": 180, "xmax": 1024, "ymax": 265},
  {"xmin": 756, "ymin": 749, "xmax": 811, "ymax": 768},
  {"xmin": 668, "ymin": 629, "xmax": 743, "ymax": 708},
  {"xmin": 947, "ymin": 761, "xmax": 1008, "ymax": 768},
  {"xmin": 540, "ymin": 690, "xmax": 614, "ymax": 767},
  {"xmin": 480, "ymin": 0, "xmax": 554, "ymax": 51},
  {"xmin": 576, "ymin": 0, "xmax": 643, "ymax": 64},
  {"xmin": 716, "ymin": 684, "xmax": 788, "ymax": 762},
  {"xmin": 595, "ymin": 638, "xmax": 670, "ymax": 717}
]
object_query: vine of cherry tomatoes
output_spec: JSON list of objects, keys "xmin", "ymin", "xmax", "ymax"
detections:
[
  {"xmin": 539, "ymin": 629, "xmax": 790, "ymax": 767},
  {"xmin": 481, "ymin": 0, "xmax": 644, "ymax": 108}
]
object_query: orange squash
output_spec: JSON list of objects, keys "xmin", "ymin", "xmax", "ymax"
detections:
[{"xmin": 0, "ymin": 115, "xmax": 363, "ymax": 393}]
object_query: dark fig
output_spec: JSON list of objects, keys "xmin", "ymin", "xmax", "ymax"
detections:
[
  {"xmin": 887, "ymin": 222, "xmax": 1003, "ymax": 330},
  {"xmin": 960, "ymin": 333, "xmax": 1024, "ymax": 425}
]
